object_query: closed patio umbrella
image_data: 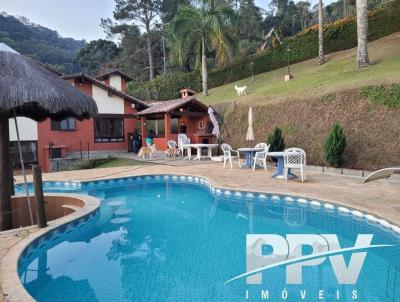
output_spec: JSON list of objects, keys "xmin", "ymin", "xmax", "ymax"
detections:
[
  {"xmin": 246, "ymin": 107, "xmax": 254, "ymax": 145},
  {"xmin": 208, "ymin": 106, "xmax": 220, "ymax": 138},
  {"xmin": 0, "ymin": 50, "xmax": 98, "ymax": 231}
]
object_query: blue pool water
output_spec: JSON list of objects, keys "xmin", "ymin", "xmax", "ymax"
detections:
[{"xmin": 18, "ymin": 176, "xmax": 400, "ymax": 302}]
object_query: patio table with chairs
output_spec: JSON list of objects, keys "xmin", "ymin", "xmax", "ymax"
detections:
[
  {"xmin": 268, "ymin": 148, "xmax": 306, "ymax": 182},
  {"xmin": 237, "ymin": 147, "xmax": 263, "ymax": 168},
  {"xmin": 268, "ymin": 151, "xmax": 297, "ymax": 179}
]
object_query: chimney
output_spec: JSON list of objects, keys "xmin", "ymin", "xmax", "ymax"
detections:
[{"xmin": 180, "ymin": 88, "xmax": 196, "ymax": 98}]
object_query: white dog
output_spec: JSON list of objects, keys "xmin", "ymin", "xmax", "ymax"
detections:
[{"xmin": 235, "ymin": 85, "xmax": 247, "ymax": 96}]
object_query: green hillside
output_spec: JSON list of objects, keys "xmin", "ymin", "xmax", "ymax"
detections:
[
  {"xmin": 0, "ymin": 12, "xmax": 85, "ymax": 72},
  {"xmin": 198, "ymin": 32, "xmax": 400, "ymax": 105}
]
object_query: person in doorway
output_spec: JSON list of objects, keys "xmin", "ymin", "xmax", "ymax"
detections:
[
  {"xmin": 146, "ymin": 130, "xmax": 155, "ymax": 147},
  {"xmin": 132, "ymin": 130, "xmax": 141, "ymax": 154}
]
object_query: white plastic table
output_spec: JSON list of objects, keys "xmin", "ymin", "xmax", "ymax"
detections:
[
  {"xmin": 183, "ymin": 144, "xmax": 219, "ymax": 161},
  {"xmin": 268, "ymin": 151, "xmax": 297, "ymax": 179}
]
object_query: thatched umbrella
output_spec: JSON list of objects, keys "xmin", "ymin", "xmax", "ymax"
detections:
[{"xmin": 0, "ymin": 51, "xmax": 98, "ymax": 231}]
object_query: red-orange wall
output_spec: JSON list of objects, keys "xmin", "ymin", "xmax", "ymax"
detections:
[{"xmin": 37, "ymin": 79, "xmax": 138, "ymax": 171}]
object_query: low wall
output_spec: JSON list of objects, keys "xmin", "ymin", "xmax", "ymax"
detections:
[{"xmin": 10, "ymin": 195, "xmax": 85, "ymax": 229}]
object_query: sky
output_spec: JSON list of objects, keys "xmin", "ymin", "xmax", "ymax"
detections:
[{"xmin": 0, "ymin": 0, "xmax": 327, "ymax": 42}]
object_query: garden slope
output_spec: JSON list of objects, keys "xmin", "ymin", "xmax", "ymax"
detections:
[
  {"xmin": 199, "ymin": 32, "xmax": 400, "ymax": 105},
  {"xmin": 217, "ymin": 87, "xmax": 400, "ymax": 171}
]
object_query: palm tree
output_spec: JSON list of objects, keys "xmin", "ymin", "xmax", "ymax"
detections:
[
  {"xmin": 318, "ymin": 0, "xmax": 325, "ymax": 65},
  {"xmin": 169, "ymin": 0, "xmax": 235, "ymax": 96},
  {"xmin": 356, "ymin": 0, "xmax": 369, "ymax": 68}
]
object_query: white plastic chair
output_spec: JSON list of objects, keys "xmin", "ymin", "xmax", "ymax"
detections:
[
  {"xmin": 167, "ymin": 140, "xmax": 178, "ymax": 149},
  {"xmin": 284, "ymin": 148, "xmax": 306, "ymax": 182},
  {"xmin": 178, "ymin": 134, "xmax": 190, "ymax": 156},
  {"xmin": 166, "ymin": 140, "xmax": 179, "ymax": 158},
  {"xmin": 221, "ymin": 143, "xmax": 241, "ymax": 169},
  {"xmin": 252, "ymin": 143, "xmax": 270, "ymax": 171}
]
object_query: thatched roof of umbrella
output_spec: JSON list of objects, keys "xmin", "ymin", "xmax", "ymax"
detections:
[
  {"xmin": 0, "ymin": 50, "xmax": 98, "ymax": 231},
  {"xmin": 0, "ymin": 51, "xmax": 97, "ymax": 121}
]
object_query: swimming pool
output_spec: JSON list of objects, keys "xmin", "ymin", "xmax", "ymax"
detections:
[{"xmin": 17, "ymin": 175, "xmax": 400, "ymax": 302}]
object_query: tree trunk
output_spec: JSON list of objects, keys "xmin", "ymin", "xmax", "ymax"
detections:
[
  {"xmin": 145, "ymin": 23, "xmax": 155, "ymax": 81},
  {"xmin": 201, "ymin": 34, "xmax": 208, "ymax": 96},
  {"xmin": 0, "ymin": 115, "xmax": 12, "ymax": 231},
  {"xmin": 356, "ymin": 0, "xmax": 369, "ymax": 68},
  {"xmin": 343, "ymin": 0, "xmax": 348, "ymax": 18},
  {"xmin": 318, "ymin": 0, "xmax": 325, "ymax": 65}
]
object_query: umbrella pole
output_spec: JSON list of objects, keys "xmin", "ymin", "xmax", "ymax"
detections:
[
  {"xmin": 0, "ymin": 114, "xmax": 12, "ymax": 231},
  {"xmin": 13, "ymin": 110, "xmax": 34, "ymax": 225}
]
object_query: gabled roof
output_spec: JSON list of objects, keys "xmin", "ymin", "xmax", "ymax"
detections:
[
  {"xmin": 96, "ymin": 69, "xmax": 133, "ymax": 82},
  {"xmin": 63, "ymin": 73, "xmax": 148, "ymax": 110},
  {"xmin": 137, "ymin": 97, "xmax": 208, "ymax": 116}
]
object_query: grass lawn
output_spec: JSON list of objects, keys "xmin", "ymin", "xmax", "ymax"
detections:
[
  {"xmin": 197, "ymin": 32, "xmax": 400, "ymax": 105},
  {"xmin": 95, "ymin": 158, "xmax": 147, "ymax": 168}
]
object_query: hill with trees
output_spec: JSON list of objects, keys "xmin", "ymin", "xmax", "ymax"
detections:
[{"xmin": 0, "ymin": 12, "xmax": 85, "ymax": 73}]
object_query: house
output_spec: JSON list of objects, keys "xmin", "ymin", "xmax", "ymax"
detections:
[
  {"xmin": 3, "ymin": 43, "xmax": 215, "ymax": 172},
  {"xmin": 9, "ymin": 69, "xmax": 148, "ymax": 172}
]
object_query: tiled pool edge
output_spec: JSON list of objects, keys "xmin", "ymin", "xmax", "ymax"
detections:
[
  {"xmin": 0, "ymin": 194, "xmax": 101, "ymax": 302},
  {"xmin": 4, "ymin": 173, "xmax": 400, "ymax": 301}
]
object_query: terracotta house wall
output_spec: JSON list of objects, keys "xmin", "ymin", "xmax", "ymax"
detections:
[{"xmin": 37, "ymin": 78, "xmax": 138, "ymax": 171}]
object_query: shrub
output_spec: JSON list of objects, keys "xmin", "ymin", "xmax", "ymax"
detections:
[
  {"xmin": 324, "ymin": 123, "xmax": 347, "ymax": 167},
  {"xmin": 360, "ymin": 84, "xmax": 400, "ymax": 108},
  {"xmin": 267, "ymin": 127, "xmax": 285, "ymax": 152}
]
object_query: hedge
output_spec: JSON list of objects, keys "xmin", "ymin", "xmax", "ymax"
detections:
[{"xmin": 128, "ymin": 0, "xmax": 400, "ymax": 100}]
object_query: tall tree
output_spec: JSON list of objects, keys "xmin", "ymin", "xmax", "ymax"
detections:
[
  {"xmin": 103, "ymin": 0, "xmax": 161, "ymax": 80},
  {"xmin": 160, "ymin": 0, "xmax": 191, "ymax": 24},
  {"xmin": 296, "ymin": 1, "xmax": 311, "ymax": 31},
  {"xmin": 169, "ymin": 0, "xmax": 236, "ymax": 96},
  {"xmin": 318, "ymin": 0, "xmax": 325, "ymax": 64},
  {"xmin": 343, "ymin": 0, "xmax": 349, "ymax": 18},
  {"xmin": 75, "ymin": 39, "xmax": 121, "ymax": 75},
  {"xmin": 238, "ymin": 0, "xmax": 263, "ymax": 40},
  {"xmin": 356, "ymin": 0, "xmax": 369, "ymax": 68}
]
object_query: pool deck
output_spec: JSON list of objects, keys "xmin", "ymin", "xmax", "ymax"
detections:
[{"xmin": 1, "ymin": 162, "xmax": 400, "ymax": 301}]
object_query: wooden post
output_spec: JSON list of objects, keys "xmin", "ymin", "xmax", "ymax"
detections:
[
  {"xmin": 33, "ymin": 165, "xmax": 47, "ymax": 228},
  {"xmin": 10, "ymin": 159, "xmax": 15, "ymax": 196},
  {"xmin": 0, "ymin": 115, "xmax": 13, "ymax": 231},
  {"xmin": 141, "ymin": 116, "xmax": 147, "ymax": 146}
]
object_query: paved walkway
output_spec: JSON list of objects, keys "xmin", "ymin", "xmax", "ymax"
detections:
[{"xmin": 14, "ymin": 162, "xmax": 400, "ymax": 225}]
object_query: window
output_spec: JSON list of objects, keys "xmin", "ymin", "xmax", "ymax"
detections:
[
  {"xmin": 171, "ymin": 118, "xmax": 179, "ymax": 134},
  {"xmin": 145, "ymin": 119, "xmax": 165, "ymax": 137},
  {"xmin": 9, "ymin": 141, "xmax": 38, "ymax": 168},
  {"xmin": 51, "ymin": 118, "xmax": 76, "ymax": 131},
  {"xmin": 199, "ymin": 121, "xmax": 205, "ymax": 130},
  {"xmin": 94, "ymin": 117, "xmax": 124, "ymax": 143}
]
